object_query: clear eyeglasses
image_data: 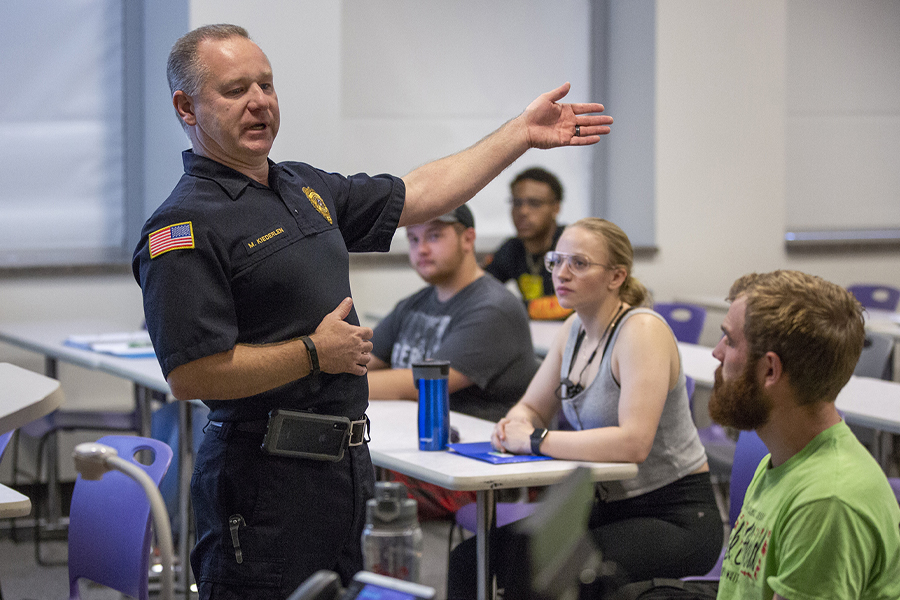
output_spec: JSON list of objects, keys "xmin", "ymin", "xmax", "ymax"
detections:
[{"xmin": 543, "ymin": 251, "xmax": 612, "ymax": 275}]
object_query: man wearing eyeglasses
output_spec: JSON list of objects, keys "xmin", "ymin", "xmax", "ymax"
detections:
[{"xmin": 484, "ymin": 167, "xmax": 570, "ymax": 320}]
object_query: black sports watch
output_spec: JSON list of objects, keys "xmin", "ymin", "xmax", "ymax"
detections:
[{"xmin": 530, "ymin": 427, "xmax": 549, "ymax": 455}]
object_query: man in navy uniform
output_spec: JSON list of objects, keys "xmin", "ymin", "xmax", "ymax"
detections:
[{"xmin": 133, "ymin": 23, "xmax": 611, "ymax": 600}]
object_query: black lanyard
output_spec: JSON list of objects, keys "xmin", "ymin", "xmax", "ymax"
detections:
[{"xmin": 560, "ymin": 306, "xmax": 633, "ymax": 399}]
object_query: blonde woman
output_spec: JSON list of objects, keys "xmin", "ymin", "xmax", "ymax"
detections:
[{"xmin": 449, "ymin": 218, "xmax": 722, "ymax": 596}]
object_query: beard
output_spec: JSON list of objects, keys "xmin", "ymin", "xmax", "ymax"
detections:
[{"xmin": 708, "ymin": 360, "xmax": 772, "ymax": 430}]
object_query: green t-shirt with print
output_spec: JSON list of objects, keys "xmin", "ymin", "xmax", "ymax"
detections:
[{"xmin": 717, "ymin": 420, "xmax": 900, "ymax": 600}]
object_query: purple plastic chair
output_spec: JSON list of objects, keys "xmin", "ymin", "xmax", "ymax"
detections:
[
  {"xmin": 68, "ymin": 435, "xmax": 173, "ymax": 600},
  {"xmin": 847, "ymin": 284, "xmax": 900, "ymax": 312},
  {"xmin": 0, "ymin": 430, "xmax": 13, "ymax": 600},
  {"xmin": 654, "ymin": 302, "xmax": 707, "ymax": 344},
  {"xmin": 686, "ymin": 430, "xmax": 769, "ymax": 580},
  {"xmin": 889, "ymin": 478, "xmax": 900, "ymax": 505},
  {"xmin": 454, "ymin": 500, "xmax": 539, "ymax": 532},
  {"xmin": 12, "ymin": 395, "xmax": 152, "ymax": 565},
  {"xmin": 448, "ymin": 499, "xmax": 539, "ymax": 559},
  {"xmin": 688, "ymin": 375, "xmax": 738, "ymax": 492}
]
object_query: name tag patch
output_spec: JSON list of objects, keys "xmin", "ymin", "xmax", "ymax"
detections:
[{"xmin": 245, "ymin": 225, "xmax": 286, "ymax": 254}]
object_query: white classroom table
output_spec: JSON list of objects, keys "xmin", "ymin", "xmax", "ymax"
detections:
[
  {"xmin": 0, "ymin": 320, "xmax": 193, "ymax": 598},
  {"xmin": 366, "ymin": 400, "xmax": 637, "ymax": 600},
  {"xmin": 0, "ymin": 363, "xmax": 65, "ymax": 518},
  {"xmin": 864, "ymin": 308, "xmax": 900, "ymax": 338},
  {"xmin": 0, "ymin": 481, "xmax": 31, "ymax": 519},
  {"xmin": 0, "ymin": 362, "xmax": 65, "ymax": 435}
]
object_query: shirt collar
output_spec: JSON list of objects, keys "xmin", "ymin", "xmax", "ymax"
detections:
[{"xmin": 182, "ymin": 149, "xmax": 277, "ymax": 201}]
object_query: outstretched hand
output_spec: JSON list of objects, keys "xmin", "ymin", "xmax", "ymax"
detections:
[
  {"xmin": 311, "ymin": 297, "xmax": 373, "ymax": 377},
  {"xmin": 522, "ymin": 82, "xmax": 613, "ymax": 149}
]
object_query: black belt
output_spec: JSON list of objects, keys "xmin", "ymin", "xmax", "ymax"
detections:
[{"xmin": 208, "ymin": 416, "xmax": 369, "ymax": 447}]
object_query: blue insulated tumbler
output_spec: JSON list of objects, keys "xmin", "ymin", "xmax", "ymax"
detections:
[{"xmin": 412, "ymin": 359, "xmax": 450, "ymax": 451}]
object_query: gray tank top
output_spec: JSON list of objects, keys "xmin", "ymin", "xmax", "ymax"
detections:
[{"xmin": 560, "ymin": 308, "xmax": 707, "ymax": 501}]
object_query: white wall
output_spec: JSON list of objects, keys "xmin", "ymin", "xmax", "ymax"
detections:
[
  {"xmin": 354, "ymin": 0, "xmax": 900, "ymax": 319},
  {"xmin": 641, "ymin": 0, "xmax": 899, "ymax": 308},
  {"xmin": 188, "ymin": 0, "xmax": 594, "ymax": 247}
]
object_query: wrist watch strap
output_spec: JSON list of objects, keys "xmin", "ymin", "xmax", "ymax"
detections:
[
  {"xmin": 530, "ymin": 427, "xmax": 549, "ymax": 455},
  {"xmin": 300, "ymin": 335, "xmax": 320, "ymax": 376}
]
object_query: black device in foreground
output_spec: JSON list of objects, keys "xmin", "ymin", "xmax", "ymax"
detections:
[{"xmin": 503, "ymin": 466, "xmax": 625, "ymax": 600}]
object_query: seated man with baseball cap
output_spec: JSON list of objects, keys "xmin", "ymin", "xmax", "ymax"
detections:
[{"xmin": 368, "ymin": 204, "xmax": 538, "ymax": 518}]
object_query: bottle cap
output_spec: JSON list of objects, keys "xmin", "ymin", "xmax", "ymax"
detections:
[
  {"xmin": 412, "ymin": 359, "xmax": 450, "ymax": 381},
  {"xmin": 366, "ymin": 482, "xmax": 419, "ymax": 529}
]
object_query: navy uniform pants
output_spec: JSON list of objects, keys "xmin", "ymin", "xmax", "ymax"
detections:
[{"xmin": 191, "ymin": 421, "xmax": 375, "ymax": 600}]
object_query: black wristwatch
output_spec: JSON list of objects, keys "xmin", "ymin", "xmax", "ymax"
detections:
[
  {"xmin": 530, "ymin": 427, "xmax": 549, "ymax": 456},
  {"xmin": 300, "ymin": 335, "xmax": 320, "ymax": 377}
]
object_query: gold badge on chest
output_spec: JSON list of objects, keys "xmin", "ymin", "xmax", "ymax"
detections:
[{"xmin": 303, "ymin": 186, "xmax": 333, "ymax": 224}]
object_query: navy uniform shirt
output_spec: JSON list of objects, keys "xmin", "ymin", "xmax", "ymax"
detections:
[{"xmin": 133, "ymin": 151, "xmax": 404, "ymax": 423}]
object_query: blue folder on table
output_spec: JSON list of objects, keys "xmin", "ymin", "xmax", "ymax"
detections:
[{"xmin": 447, "ymin": 441, "xmax": 554, "ymax": 464}]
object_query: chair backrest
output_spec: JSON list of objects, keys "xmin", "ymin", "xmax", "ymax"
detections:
[
  {"xmin": 68, "ymin": 435, "xmax": 173, "ymax": 600},
  {"xmin": 889, "ymin": 478, "xmax": 900, "ymax": 505},
  {"xmin": 728, "ymin": 430, "xmax": 769, "ymax": 527},
  {"xmin": 151, "ymin": 400, "xmax": 209, "ymax": 536},
  {"xmin": 654, "ymin": 302, "xmax": 707, "ymax": 344},
  {"xmin": 847, "ymin": 284, "xmax": 900, "ymax": 311},
  {"xmin": 854, "ymin": 332, "xmax": 895, "ymax": 380},
  {"xmin": 0, "ymin": 430, "xmax": 13, "ymax": 457}
]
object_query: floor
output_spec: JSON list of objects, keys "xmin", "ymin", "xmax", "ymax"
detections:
[
  {"xmin": 0, "ymin": 518, "xmax": 458, "ymax": 600},
  {"xmin": 0, "ymin": 535, "xmax": 120, "ymax": 600}
]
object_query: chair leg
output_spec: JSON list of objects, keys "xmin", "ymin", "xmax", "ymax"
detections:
[
  {"xmin": 9, "ymin": 430, "xmax": 24, "ymax": 544},
  {"xmin": 32, "ymin": 432, "xmax": 68, "ymax": 567},
  {"xmin": 446, "ymin": 519, "xmax": 462, "ymax": 582},
  {"xmin": 711, "ymin": 479, "xmax": 729, "ymax": 527}
]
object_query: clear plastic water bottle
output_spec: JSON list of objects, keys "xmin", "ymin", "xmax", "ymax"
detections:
[{"xmin": 362, "ymin": 482, "xmax": 423, "ymax": 583}]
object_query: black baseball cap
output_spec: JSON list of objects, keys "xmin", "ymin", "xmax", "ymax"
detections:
[{"xmin": 434, "ymin": 204, "xmax": 475, "ymax": 229}]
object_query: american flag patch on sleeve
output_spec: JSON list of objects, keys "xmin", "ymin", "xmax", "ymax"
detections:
[{"xmin": 149, "ymin": 222, "xmax": 195, "ymax": 258}]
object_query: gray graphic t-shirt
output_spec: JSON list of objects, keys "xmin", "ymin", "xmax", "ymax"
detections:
[{"xmin": 371, "ymin": 275, "xmax": 538, "ymax": 420}]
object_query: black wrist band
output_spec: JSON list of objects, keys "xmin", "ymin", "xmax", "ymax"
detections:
[
  {"xmin": 300, "ymin": 335, "xmax": 319, "ymax": 377},
  {"xmin": 530, "ymin": 427, "xmax": 549, "ymax": 456}
]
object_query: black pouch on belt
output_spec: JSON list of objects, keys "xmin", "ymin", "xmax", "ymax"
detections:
[{"xmin": 261, "ymin": 409, "xmax": 368, "ymax": 462}]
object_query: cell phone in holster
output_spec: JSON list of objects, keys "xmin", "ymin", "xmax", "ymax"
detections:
[{"xmin": 261, "ymin": 409, "xmax": 351, "ymax": 461}]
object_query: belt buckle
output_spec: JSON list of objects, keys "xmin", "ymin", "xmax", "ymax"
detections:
[{"xmin": 347, "ymin": 416, "xmax": 369, "ymax": 447}]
